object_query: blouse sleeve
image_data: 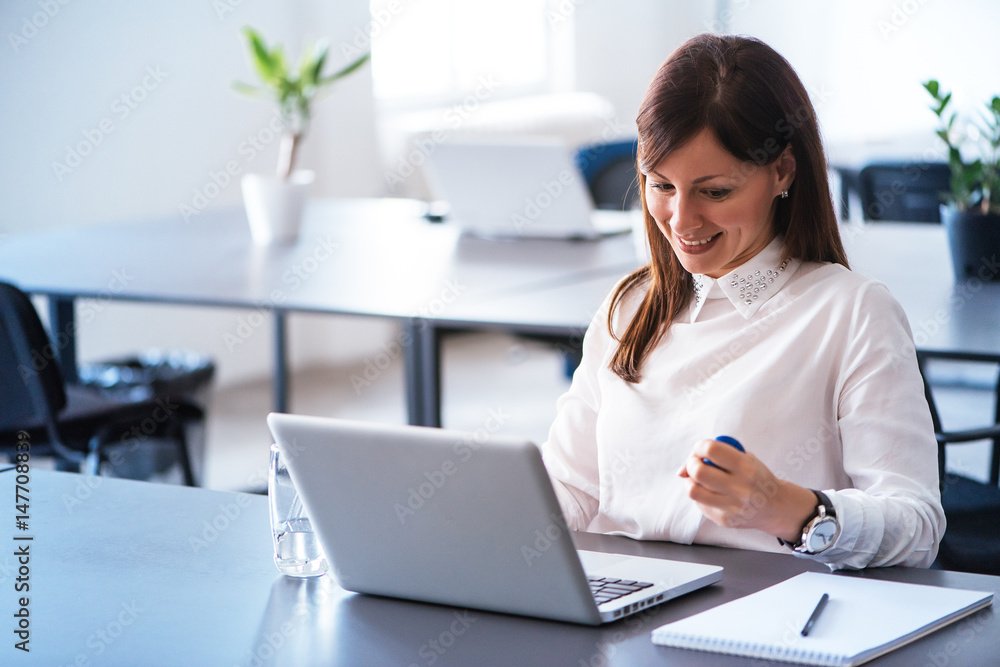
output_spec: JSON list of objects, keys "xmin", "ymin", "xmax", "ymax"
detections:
[
  {"xmin": 540, "ymin": 293, "xmax": 617, "ymax": 530},
  {"xmin": 810, "ymin": 280, "xmax": 945, "ymax": 569}
]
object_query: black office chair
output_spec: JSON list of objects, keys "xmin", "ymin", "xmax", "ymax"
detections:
[
  {"xmin": 917, "ymin": 350, "xmax": 1000, "ymax": 575},
  {"xmin": 575, "ymin": 138, "xmax": 640, "ymax": 210},
  {"xmin": 0, "ymin": 281, "xmax": 201, "ymax": 485},
  {"xmin": 858, "ymin": 162, "xmax": 951, "ymax": 222}
]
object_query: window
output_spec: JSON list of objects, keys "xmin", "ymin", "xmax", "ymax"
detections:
[{"xmin": 370, "ymin": 0, "xmax": 553, "ymax": 106}]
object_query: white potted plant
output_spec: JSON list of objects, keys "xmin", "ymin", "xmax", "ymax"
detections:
[{"xmin": 235, "ymin": 27, "xmax": 369, "ymax": 245}]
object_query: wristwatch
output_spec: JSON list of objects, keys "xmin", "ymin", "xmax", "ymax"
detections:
[{"xmin": 777, "ymin": 490, "xmax": 840, "ymax": 555}]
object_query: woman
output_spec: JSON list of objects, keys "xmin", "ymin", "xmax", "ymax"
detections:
[{"xmin": 542, "ymin": 34, "xmax": 944, "ymax": 570}]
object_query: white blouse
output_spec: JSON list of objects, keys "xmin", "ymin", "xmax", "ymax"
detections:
[{"xmin": 542, "ymin": 237, "xmax": 945, "ymax": 570}]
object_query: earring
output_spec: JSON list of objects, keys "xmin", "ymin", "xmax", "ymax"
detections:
[{"xmin": 780, "ymin": 190, "xmax": 789, "ymax": 199}]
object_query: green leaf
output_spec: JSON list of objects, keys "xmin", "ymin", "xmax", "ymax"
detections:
[
  {"xmin": 923, "ymin": 79, "xmax": 939, "ymax": 97},
  {"xmin": 243, "ymin": 27, "xmax": 281, "ymax": 85},
  {"xmin": 231, "ymin": 80, "xmax": 268, "ymax": 98},
  {"xmin": 300, "ymin": 40, "xmax": 329, "ymax": 90},
  {"xmin": 270, "ymin": 46, "xmax": 288, "ymax": 82},
  {"xmin": 936, "ymin": 92, "xmax": 952, "ymax": 117},
  {"xmin": 319, "ymin": 52, "xmax": 370, "ymax": 86},
  {"xmin": 236, "ymin": 27, "xmax": 368, "ymax": 148}
]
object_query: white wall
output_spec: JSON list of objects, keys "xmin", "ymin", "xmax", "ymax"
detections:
[
  {"xmin": 0, "ymin": 0, "xmax": 393, "ymax": 386},
  {"xmin": 571, "ymin": 0, "xmax": 716, "ymax": 133},
  {"xmin": 727, "ymin": 0, "xmax": 1000, "ymax": 153},
  {"xmin": 571, "ymin": 0, "xmax": 1000, "ymax": 164},
  {"xmin": 4, "ymin": 0, "xmax": 998, "ymax": 387}
]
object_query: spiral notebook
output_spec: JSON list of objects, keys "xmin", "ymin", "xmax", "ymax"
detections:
[{"xmin": 651, "ymin": 572, "xmax": 993, "ymax": 666}]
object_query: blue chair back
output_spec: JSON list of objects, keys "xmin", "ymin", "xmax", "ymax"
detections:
[{"xmin": 575, "ymin": 139, "xmax": 640, "ymax": 210}]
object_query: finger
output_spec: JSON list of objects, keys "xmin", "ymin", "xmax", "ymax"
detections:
[
  {"xmin": 689, "ymin": 439, "xmax": 730, "ymax": 472},
  {"xmin": 684, "ymin": 453, "xmax": 735, "ymax": 492},
  {"xmin": 699, "ymin": 440, "xmax": 748, "ymax": 473},
  {"xmin": 686, "ymin": 481, "xmax": 754, "ymax": 528}
]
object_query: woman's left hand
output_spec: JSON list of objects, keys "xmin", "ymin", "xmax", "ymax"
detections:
[{"xmin": 678, "ymin": 438, "xmax": 817, "ymax": 542}]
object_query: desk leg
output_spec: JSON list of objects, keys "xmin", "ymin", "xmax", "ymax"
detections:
[
  {"xmin": 48, "ymin": 295, "xmax": 78, "ymax": 384},
  {"xmin": 404, "ymin": 319, "xmax": 442, "ymax": 427},
  {"xmin": 273, "ymin": 310, "xmax": 289, "ymax": 413}
]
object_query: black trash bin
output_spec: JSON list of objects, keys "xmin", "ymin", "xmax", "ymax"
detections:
[{"xmin": 77, "ymin": 349, "xmax": 215, "ymax": 484}]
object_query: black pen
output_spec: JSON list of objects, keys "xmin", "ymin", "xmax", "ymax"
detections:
[{"xmin": 800, "ymin": 593, "xmax": 829, "ymax": 636}]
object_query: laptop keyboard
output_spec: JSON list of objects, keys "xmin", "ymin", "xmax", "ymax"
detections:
[{"xmin": 588, "ymin": 576, "xmax": 654, "ymax": 605}]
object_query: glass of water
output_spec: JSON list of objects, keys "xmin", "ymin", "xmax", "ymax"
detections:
[{"xmin": 268, "ymin": 443, "xmax": 328, "ymax": 577}]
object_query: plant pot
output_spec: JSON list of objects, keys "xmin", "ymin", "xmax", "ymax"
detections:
[
  {"xmin": 941, "ymin": 206, "xmax": 1000, "ymax": 282},
  {"xmin": 240, "ymin": 170, "xmax": 314, "ymax": 245}
]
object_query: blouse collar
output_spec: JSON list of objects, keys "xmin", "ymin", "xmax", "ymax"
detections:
[{"xmin": 689, "ymin": 236, "xmax": 800, "ymax": 321}]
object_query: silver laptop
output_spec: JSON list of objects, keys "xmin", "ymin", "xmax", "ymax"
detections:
[
  {"xmin": 422, "ymin": 140, "xmax": 635, "ymax": 240},
  {"xmin": 266, "ymin": 413, "xmax": 723, "ymax": 625}
]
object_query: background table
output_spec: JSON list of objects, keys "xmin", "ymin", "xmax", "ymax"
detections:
[
  {"xmin": 1, "ymin": 203, "xmax": 997, "ymax": 429},
  {"xmin": 8, "ymin": 469, "xmax": 997, "ymax": 666},
  {"xmin": 410, "ymin": 220, "xmax": 1000, "ymax": 426},
  {"xmin": 0, "ymin": 199, "xmax": 638, "ymax": 422}
]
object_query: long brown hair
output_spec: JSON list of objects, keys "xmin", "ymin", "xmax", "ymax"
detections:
[{"xmin": 608, "ymin": 34, "xmax": 848, "ymax": 383}]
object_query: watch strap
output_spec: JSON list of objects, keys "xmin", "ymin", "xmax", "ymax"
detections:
[{"xmin": 776, "ymin": 489, "xmax": 835, "ymax": 550}]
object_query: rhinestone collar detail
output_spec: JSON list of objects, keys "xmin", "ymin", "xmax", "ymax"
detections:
[{"xmin": 689, "ymin": 237, "xmax": 800, "ymax": 320}]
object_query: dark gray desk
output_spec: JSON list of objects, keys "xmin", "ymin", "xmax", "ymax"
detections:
[
  {"xmin": 0, "ymin": 199, "xmax": 637, "ymax": 421},
  {"xmin": 8, "ymin": 469, "xmax": 997, "ymax": 666}
]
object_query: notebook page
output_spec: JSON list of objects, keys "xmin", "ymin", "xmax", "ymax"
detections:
[{"xmin": 651, "ymin": 572, "xmax": 993, "ymax": 666}]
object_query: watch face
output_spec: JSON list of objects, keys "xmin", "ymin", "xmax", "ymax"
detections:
[{"xmin": 807, "ymin": 518, "xmax": 839, "ymax": 552}]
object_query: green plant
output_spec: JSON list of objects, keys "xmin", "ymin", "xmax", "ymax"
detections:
[
  {"xmin": 924, "ymin": 80, "xmax": 1000, "ymax": 214},
  {"xmin": 234, "ymin": 27, "xmax": 370, "ymax": 179}
]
